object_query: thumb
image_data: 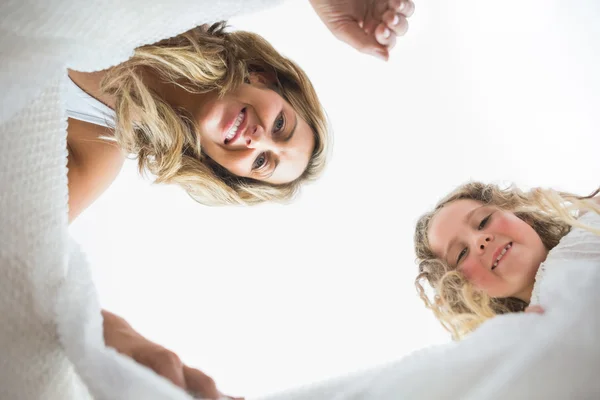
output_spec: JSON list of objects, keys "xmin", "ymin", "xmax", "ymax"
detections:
[
  {"xmin": 333, "ymin": 20, "xmax": 389, "ymax": 61},
  {"xmin": 183, "ymin": 365, "xmax": 220, "ymax": 399}
]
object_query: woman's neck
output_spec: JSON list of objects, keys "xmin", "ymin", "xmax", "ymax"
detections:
[
  {"xmin": 141, "ymin": 70, "xmax": 205, "ymax": 119},
  {"xmin": 68, "ymin": 68, "xmax": 205, "ymax": 123},
  {"xmin": 67, "ymin": 69, "xmax": 117, "ymax": 110}
]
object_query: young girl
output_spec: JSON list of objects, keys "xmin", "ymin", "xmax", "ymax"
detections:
[{"xmin": 413, "ymin": 182, "xmax": 600, "ymax": 340}]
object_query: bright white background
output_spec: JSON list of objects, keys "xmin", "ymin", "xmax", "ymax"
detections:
[{"xmin": 70, "ymin": 1, "xmax": 600, "ymax": 398}]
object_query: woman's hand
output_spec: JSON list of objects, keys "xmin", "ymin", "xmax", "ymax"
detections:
[
  {"xmin": 102, "ymin": 310, "xmax": 240, "ymax": 399},
  {"xmin": 308, "ymin": 0, "xmax": 415, "ymax": 61}
]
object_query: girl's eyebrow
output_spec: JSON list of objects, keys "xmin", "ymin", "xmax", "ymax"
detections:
[{"xmin": 464, "ymin": 204, "xmax": 486, "ymax": 223}]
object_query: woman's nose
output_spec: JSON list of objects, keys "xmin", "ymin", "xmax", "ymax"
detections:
[
  {"xmin": 243, "ymin": 125, "xmax": 261, "ymax": 148},
  {"xmin": 244, "ymin": 126, "xmax": 258, "ymax": 147}
]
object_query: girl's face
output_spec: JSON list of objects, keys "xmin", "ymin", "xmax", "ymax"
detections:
[{"xmin": 427, "ymin": 199, "xmax": 548, "ymax": 302}]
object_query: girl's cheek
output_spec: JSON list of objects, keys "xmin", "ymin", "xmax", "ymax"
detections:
[
  {"xmin": 460, "ymin": 261, "xmax": 479, "ymax": 282},
  {"xmin": 461, "ymin": 261, "xmax": 495, "ymax": 291},
  {"xmin": 492, "ymin": 212, "xmax": 519, "ymax": 237}
]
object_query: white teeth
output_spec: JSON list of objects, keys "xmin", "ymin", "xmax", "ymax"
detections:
[
  {"xmin": 492, "ymin": 243, "xmax": 512, "ymax": 269},
  {"xmin": 225, "ymin": 111, "xmax": 245, "ymax": 141}
]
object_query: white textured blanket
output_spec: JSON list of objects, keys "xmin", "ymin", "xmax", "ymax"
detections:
[
  {"xmin": 0, "ymin": 1, "xmax": 282, "ymax": 399},
  {"xmin": 254, "ymin": 211, "xmax": 600, "ymax": 400}
]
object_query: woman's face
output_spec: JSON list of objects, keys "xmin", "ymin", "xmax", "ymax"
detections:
[
  {"xmin": 189, "ymin": 74, "xmax": 315, "ymax": 184},
  {"xmin": 426, "ymin": 199, "xmax": 548, "ymax": 302}
]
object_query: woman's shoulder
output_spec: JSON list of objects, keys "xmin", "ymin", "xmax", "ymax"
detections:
[{"xmin": 67, "ymin": 118, "xmax": 125, "ymax": 222}]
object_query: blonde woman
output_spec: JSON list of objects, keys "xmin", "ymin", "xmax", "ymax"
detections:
[
  {"xmin": 66, "ymin": 22, "xmax": 330, "ymax": 221},
  {"xmin": 66, "ymin": 0, "xmax": 417, "ymax": 221},
  {"xmin": 62, "ymin": 2, "xmax": 415, "ymax": 397},
  {"xmin": 67, "ymin": 22, "xmax": 328, "ymax": 400},
  {"xmin": 413, "ymin": 182, "xmax": 600, "ymax": 340}
]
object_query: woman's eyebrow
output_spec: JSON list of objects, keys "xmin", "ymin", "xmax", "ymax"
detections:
[
  {"xmin": 263, "ymin": 158, "xmax": 279, "ymax": 179},
  {"xmin": 281, "ymin": 113, "xmax": 298, "ymax": 143}
]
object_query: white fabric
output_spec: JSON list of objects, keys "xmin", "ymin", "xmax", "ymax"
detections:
[
  {"xmin": 255, "ymin": 211, "xmax": 600, "ymax": 400},
  {"xmin": 0, "ymin": 1, "xmax": 281, "ymax": 399},
  {"xmin": 65, "ymin": 78, "xmax": 116, "ymax": 128}
]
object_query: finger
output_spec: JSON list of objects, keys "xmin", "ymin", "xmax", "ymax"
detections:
[
  {"xmin": 381, "ymin": 10, "xmax": 409, "ymax": 37},
  {"xmin": 334, "ymin": 21, "xmax": 389, "ymax": 61},
  {"xmin": 146, "ymin": 350, "xmax": 186, "ymax": 388},
  {"xmin": 389, "ymin": 0, "xmax": 416, "ymax": 18},
  {"xmin": 183, "ymin": 365, "xmax": 220, "ymax": 399},
  {"xmin": 374, "ymin": 23, "xmax": 398, "ymax": 49},
  {"xmin": 524, "ymin": 305, "xmax": 545, "ymax": 314},
  {"xmin": 221, "ymin": 395, "xmax": 244, "ymax": 400},
  {"xmin": 364, "ymin": 0, "xmax": 393, "ymax": 32},
  {"xmin": 362, "ymin": 21, "xmax": 376, "ymax": 36}
]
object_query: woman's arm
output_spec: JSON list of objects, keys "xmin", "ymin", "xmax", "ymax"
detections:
[
  {"xmin": 67, "ymin": 118, "xmax": 125, "ymax": 222},
  {"xmin": 101, "ymin": 310, "xmax": 230, "ymax": 399}
]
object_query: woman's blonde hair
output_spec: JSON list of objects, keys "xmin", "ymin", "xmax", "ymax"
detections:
[
  {"xmin": 101, "ymin": 22, "xmax": 330, "ymax": 206},
  {"xmin": 414, "ymin": 182, "xmax": 600, "ymax": 340}
]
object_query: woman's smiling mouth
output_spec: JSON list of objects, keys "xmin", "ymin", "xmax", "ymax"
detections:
[{"xmin": 224, "ymin": 108, "xmax": 247, "ymax": 145}]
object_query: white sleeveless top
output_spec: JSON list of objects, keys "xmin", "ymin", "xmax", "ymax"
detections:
[{"xmin": 65, "ymin": 78, "xmax": 116, "ymax": 128}]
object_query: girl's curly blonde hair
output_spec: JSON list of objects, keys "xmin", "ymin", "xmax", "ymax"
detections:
[
  {"xmin": 414, "ymin": 182, "xmax": 600, "ymax": 340},
  {"xmin": 101, "ymin": 22, "xmax": 330, "ymax": 206}
]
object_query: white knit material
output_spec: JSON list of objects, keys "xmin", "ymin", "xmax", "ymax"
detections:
[
  {"xmin": 0, "ymin": 1, "xmax": 281, "ymax": 399},
  {"xmin": 257, "ymin": 212, "xmax": 600, "ymax": 400}
]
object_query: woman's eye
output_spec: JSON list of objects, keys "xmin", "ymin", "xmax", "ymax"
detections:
[
  {"xmin": 457, "ymin": 248, "xmax": 467, "ymax": 264},
  {"xmin": 253, "ymin": 153, "xmax": 267, "ymax": 170},
  {"xmin": 273, "ymin": 113, "xmax": 285, "ymax": 133},
  {"xmin": 478, "ymin": 214, "xmax": 492, "ymax": 230}
]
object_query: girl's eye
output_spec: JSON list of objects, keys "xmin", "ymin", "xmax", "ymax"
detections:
[
  {"xmin": 253, "ymin": 153, "xmax": 267, "ymax": 170},
  {"xmin": 478, "ymin": 214, "xmax": 492, "ymax": 230},
  {"xmin": 273, "ymin": 113, "xmax": 285, "ymax": 133},
  {"xmin": 457, "ymin": 247, "xmax": 467, "ymax": 264}
]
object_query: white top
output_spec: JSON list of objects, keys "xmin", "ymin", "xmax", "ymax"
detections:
[{"xmin": 65, "ymin": 78, "xmax": 116, "ymax": 128}]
